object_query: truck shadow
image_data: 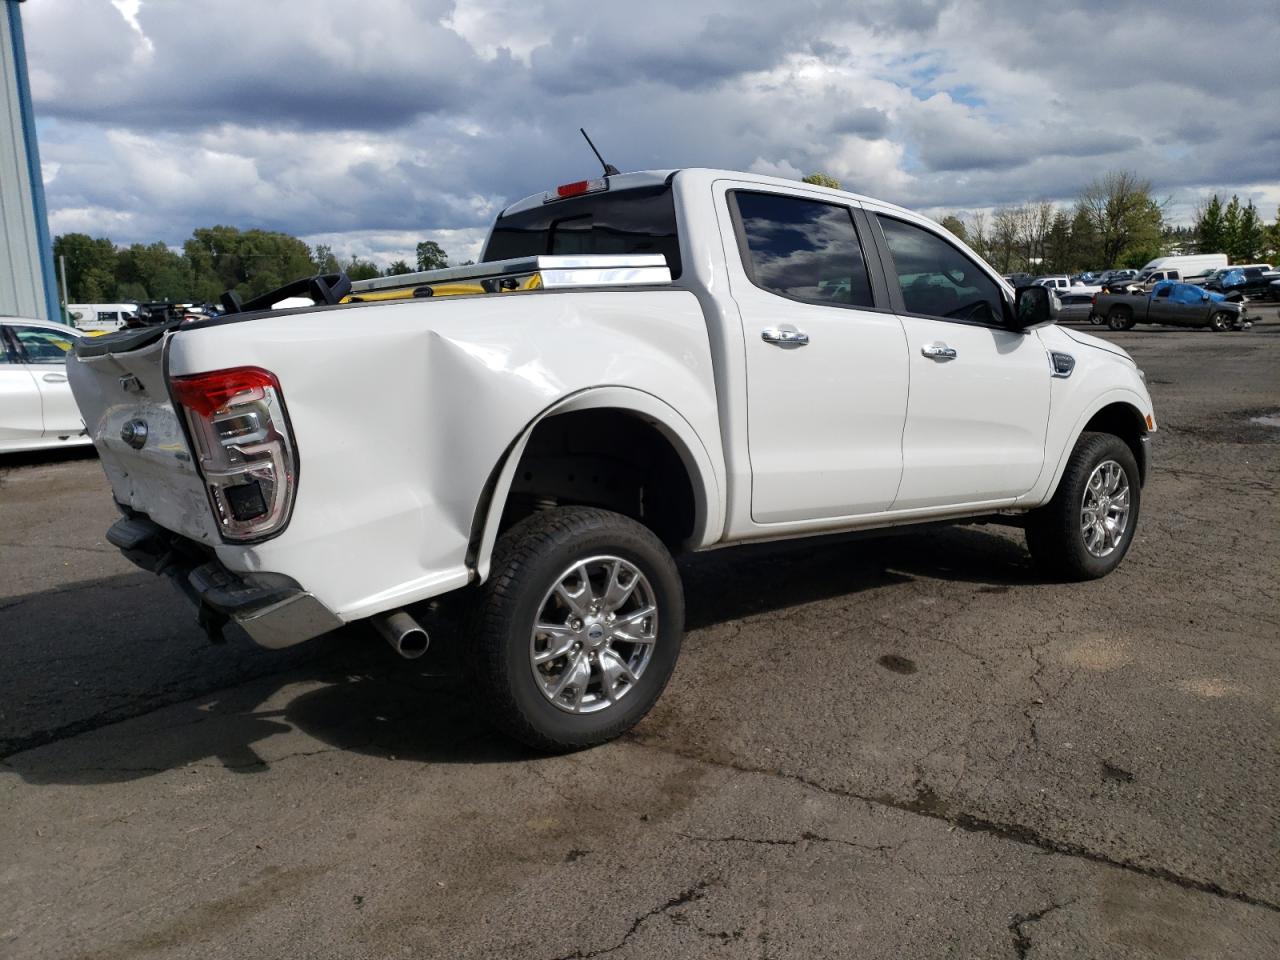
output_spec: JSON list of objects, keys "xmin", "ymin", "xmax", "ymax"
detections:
[
  {"xmin": 0, "ymin": 446, "xmax": 97, "ymax": 468},
  {"xmin": 3, "ymin": 524, "xmax": 1037, "ymax": 786}
]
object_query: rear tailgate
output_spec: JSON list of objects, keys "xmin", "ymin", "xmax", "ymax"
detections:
[{"xmin": 67, "ymin": 331, "xmax": 220, "ymax": 544}]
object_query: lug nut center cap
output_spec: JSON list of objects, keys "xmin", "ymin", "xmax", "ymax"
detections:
[{"xmin": 586, "ymin": 623, "xmax": 607, "ymax": 647}]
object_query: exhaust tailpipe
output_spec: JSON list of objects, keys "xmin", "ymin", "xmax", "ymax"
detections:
[{"xmin": 373, "ymin": 610, "xmax": 430, "ymax": 659}]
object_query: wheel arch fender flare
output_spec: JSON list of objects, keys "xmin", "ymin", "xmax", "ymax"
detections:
[
  {"xmin": 469, "ymin": 386, "xmax": 725, "ymax": 582},
  {"xmin": 1042, "ymin": 389, "xmax": 1152, "ymax": 500}
]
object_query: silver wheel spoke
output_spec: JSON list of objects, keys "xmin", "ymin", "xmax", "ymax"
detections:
[
  {"xmin": 617, "ymin": 604, "xmax": 656, "ymax": 626},
  {"xmin": 598, "ymin": 649, "xmax": 636, "ymax": 702},
  {"xmin": 533, "ymin": 624, "xmax": 578, "ymax": 664},
  {"xmin": 603, "ymin": 560, "xmax": 638, "ymax": 610},
  {"xmin": 555, "ymin": 581, "xmax": 591, "ymax": 619},
  {"xmin": 550, "ymin": 651, "xmax": 592, "ymax": 704}
]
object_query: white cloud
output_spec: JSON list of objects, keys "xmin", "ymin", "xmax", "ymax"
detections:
[{"xmin": 21, "ymin": 0, "xmax": 1280, "ymax": 257}]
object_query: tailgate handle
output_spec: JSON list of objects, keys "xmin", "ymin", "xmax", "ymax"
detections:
[{"xmin": 42, "ymin": 372, "xmax": 69, "ymax": 383}]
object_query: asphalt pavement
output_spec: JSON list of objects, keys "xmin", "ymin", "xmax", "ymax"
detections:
[{"xmin": 2, "ymin": 313, "xmax": 1278, "ymax": 959}]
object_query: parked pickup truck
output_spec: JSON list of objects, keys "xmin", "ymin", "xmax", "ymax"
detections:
[
  {"xmin": 1202, "ymin": 265, "xmax": 1279, "ymax": 300},
  {"xmin": 1093, "ymin": 280, "xmax": 1249, "ymax": 331},
  {"xmin": 67, "ymin": 168, "xmax": 1156, "ymax": 751}
]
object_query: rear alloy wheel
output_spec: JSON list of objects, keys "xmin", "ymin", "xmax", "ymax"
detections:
[
  {"xmin": 1209, "ymin": 311, "xmax": 1233, "ymax": 332},
  {"xmin": 1026, "ymin": 431, "xmax": 1141, "ymax": 580},
  {"xmin": 529, "ymin": 554, "xmax": 659, "ymax": 715},
  {"xmin": 1107, "ymin": 308, "xmax": 1134, "ymax": 331},
  {"xmin": 471, "ymin": 507, "xmax": 683, "ymax": 752}
]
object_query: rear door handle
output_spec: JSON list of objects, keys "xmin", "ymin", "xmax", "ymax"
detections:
[
  {"xmin": 42, "ymin": 373, "xmax": 69, "ymax": 383},
  {"xmin": 761, "ymin": 328, "xmax": 810, "ymax": 347},
  {"xmin": 921, "ymin": 343, "xmax": 957, "ymax": 361}
]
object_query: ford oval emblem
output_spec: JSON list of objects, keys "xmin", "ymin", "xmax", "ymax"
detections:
[{"xmin": 121, "ymin": 419, "xmax": 149, "ymax": 450}]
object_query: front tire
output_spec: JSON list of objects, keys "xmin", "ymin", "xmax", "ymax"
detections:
[
  {"xmin": 1209, "ymin": 311, "xmax": 1233, "ymax": 332},
  {"xmin": 471, "ymin": 507, "xmax": 684, "ymax": 752},
  {"xmin": 1026, "ymin": 432, "xmax": 1141, "ymax": 581}
]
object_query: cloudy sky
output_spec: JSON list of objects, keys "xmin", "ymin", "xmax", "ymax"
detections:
[{"xmin": 25, "ymin": 0, "xmax": 1280, "ymax": 266}]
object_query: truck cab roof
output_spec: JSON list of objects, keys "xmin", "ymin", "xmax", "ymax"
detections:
[{"xmin": 499, "ymin": 168, "xmax": 924, "ymax": 224}]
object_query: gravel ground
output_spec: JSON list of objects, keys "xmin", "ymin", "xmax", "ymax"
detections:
[{"xmin": 1, "ymin": 312, "xmax": 1277, "ymax": 959}]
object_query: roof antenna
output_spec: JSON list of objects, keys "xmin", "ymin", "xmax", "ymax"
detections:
[{"xmin": 580, "ymin": 128, "xmax": 621, "ymax": 177}]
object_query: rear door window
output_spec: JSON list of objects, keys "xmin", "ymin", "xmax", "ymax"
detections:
[
  {"xmin": 731, "ymin": 191, "xmax": 875, "ymax": 308},
  {"xmin": 876, "ymin": 216, "xmax": 1005, "ymax": 325}
]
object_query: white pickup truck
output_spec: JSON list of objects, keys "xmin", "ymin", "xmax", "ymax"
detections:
[{"xmin": 67, "ymin": 168, "xmax": 1156, "ymax": 750}]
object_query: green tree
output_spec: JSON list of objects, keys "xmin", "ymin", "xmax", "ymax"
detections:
[
  {"xmin": 1194, "ymin": 195, "xmax": 1225, "ymax": 254},
  {"xmin": 116, "ymin": 242, "xmax": 194, "ymax": 302},
  {"xmin": 940, "ymin": 215, "xmax": 968, "ymax": 243},
  {"xmin": 1069, "ymin": 206, "xmax": 1100, "ymax": 269},
  {"xmin": 1231, "ymin": 200, "xmax": 1265, "ymax": 262},
  {"xmin": 184, "ymin": 226, "xmax": 315, "ymax": 300},
  {"xmin": 1221, "ymin": 196, "xmax": 1241, "ymax": 261},
  {"xmin": 416, "ymin": 240, "xmax": 448, "ymax": 271},
  {"xmin": 801, "ymin": 172, "xmax": 841, "ymax": 189},
  {"xmin": 1077, "ymin": 171, "xmax": 1163, "ymax": 267},
  {"xmin": 53, "ymin": 233, "xmax": 118, "ymax": 302},
  {"xmin": 1043, "ymin": 211, "xmax": 1076, "ymax": 274},
  {"xmin": 384, "ymin": 259, "xmax": 414, "ymax": 276},
  {"xmin": 343, "ymin": 256, "xmax": 381, "ymax": 282},
  {"xmin": 311, "ymin": 244, "xmax": 340, "ymax": 274}
]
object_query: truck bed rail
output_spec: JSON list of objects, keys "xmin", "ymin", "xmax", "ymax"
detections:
[{"xmin": 345, "ymin": 254, "xmax": 671, "ymax": 303}]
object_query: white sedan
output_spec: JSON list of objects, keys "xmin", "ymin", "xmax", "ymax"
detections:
[{"xmin": 1, "ymin": 317, "xmax": 93, "ymax": 453}]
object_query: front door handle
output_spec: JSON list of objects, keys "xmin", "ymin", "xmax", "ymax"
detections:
[
  {"xmin": 42, "ymin": 372, "xmax": 69, "ymax": 383},
  {"xmin": 921, "ymin": 343, "xmax": 957, "ymax": 361},
  {"xmin": 761, "ymin": 328, "xmax": 810, "ymax": 347}
]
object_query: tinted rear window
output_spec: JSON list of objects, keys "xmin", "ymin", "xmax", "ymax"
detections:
[{"xmin": 483, "ymin": 183, "xmax": 682, "ymax": 278}]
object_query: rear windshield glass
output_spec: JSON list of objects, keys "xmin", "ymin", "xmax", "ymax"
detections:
[{"xmin": 483, "ymin": 183, "xmax": 682, "ymax": 278}]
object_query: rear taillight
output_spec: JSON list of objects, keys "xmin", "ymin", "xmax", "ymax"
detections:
[{"xmin": 170, "ymin": 366, "xmax": 298, "ymax": 542}]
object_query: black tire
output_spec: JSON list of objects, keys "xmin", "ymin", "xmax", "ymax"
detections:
[
  {"xmin": 1209, "ymin": 311, "xmax": 1233, "ymax": 332},
  {"xmin": 1107, "ymin": 308, "xmax": 1134, "ymax": 331},
  {"xmin": 470, "ymin": 507, "xmax": 684, "ymax": 752},
  {"xmin": 1025, "ymin": 432, "xmax": 1141, "ymax": 581}
]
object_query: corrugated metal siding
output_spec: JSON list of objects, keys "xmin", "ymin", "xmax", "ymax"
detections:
[{"xmin": 0, "ymin": 2, "xmax": 52, "ymax": 321}]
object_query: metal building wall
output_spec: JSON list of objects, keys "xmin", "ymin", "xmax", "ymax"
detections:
[{"xmin": 0, "ymin": 0, "xmax": 57, "ymax": 322}]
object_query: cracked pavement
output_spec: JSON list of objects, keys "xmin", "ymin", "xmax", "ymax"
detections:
[{"xmin": 2, "ymin": 314, "xmax": 1279, "ymax": 958}]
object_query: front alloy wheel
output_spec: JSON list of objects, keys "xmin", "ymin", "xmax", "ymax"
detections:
[{"xmin": 1080, "ymin": 460, "xmax": 1131, "ymax": 558}]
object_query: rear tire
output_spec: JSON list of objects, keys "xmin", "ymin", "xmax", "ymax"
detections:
[
  {"xmin": 1107, "ymin": 308, "xmax": 1134, "ymax": 331},
  {"xmin": 1026, "ymin": 432, "xmax": 1141, "ymax": 581},
  {"xmin": 470, "ymin": 507, "xmax": 684, "ymax": 752}
]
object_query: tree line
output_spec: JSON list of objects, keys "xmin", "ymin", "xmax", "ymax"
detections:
[
  {"xmin": 52, "ymin": 227, "xmax": 458, "ymax": 305},
  {"xmin": 937, "ymin": 174, "xmax": 1278, "ymax": 276}
]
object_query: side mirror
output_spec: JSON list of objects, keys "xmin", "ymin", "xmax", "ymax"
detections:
[
  {"xmin": 1012, "ymin": 284, "xmax": 1052, "ymax": 329},
  {"xmin": 1201, "ymin": 294, "xmax": 1210, "ymax": 301}
]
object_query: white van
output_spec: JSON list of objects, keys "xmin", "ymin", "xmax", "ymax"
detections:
[
  {"xmin": 1137, "ymin": 254, "xmax": 1228, "ymax": 284},
  {"xmin": 66, "ymin": 304, "xmax": 138, "ymax": 333}
]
